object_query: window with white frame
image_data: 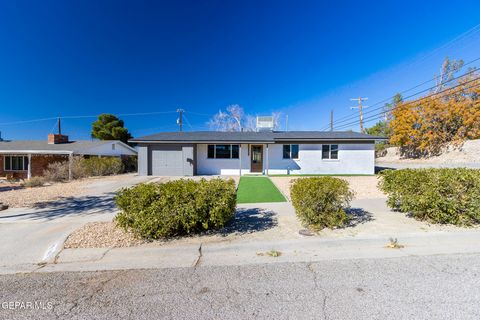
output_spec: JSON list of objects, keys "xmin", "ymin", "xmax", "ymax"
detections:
[
  {"xmin": 207, "ymin": 144, "xmax": 239, "ymax": 159},
  {"xmin": 4, "ymin": 155, "xmax": 29, "ymax": 171},
  {"xmin": 283, "ymin": 144, "xmax": 299, "ymax": 159},
  {"xmin": 322, "ymin": 144, "xmax": 338, "ymax": 159}
]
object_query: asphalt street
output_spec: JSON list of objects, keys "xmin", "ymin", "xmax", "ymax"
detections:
[{"xmin": 1, "ymin": 253, "xmax": 479, "ymax": 320}]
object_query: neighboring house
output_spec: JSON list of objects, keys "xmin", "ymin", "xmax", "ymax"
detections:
[
  {"xmin": 130, "ymin": 131, "xmax": 384, "ymax": 176},
  {"xmin": 0, "ymin": 133, "xmax": 137, "ymax": 179}
]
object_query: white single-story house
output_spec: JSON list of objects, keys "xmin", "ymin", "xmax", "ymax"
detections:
[
  {"xmin": 0, "ymin": 133, "xmax": 137, "ymax": 179},
  {"xmin": 130, "ymin": 131, "xmax": 384, "ymax": 176}
]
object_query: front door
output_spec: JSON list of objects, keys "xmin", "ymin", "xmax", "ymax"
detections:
[{"xmin": 251, "ymin": 145, "xmax": 263, "ymax": 173}]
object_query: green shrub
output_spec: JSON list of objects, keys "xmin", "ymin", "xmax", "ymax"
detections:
[
  {"xmin": 23, "ymin": 176, "xmax": 46, "ymax": 188},
  {"xmin": 290, "ymin": 177, "xmax": 354, "ymax": 230},
  {"xmin": 82, "ymin": 157, "xmax": 124, "ymax": 176},
  {"xmin": 122, "ymin": 155, "xmax": 138, "ymax": 173},
  {"xmin": 379, "ymin": 168, "xmax": 480, "ymax": 225},
  {"xmin": 115, "ymin": 178, "xmax": 237, "ymax": 239}
]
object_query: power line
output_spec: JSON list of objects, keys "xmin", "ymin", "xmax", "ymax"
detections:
[
  {"xmin": 184, "ymin": 111, "xmax": 213, "ymax": 116},
  {"xmin": 331, "ymin": 65, "xmax": 480, "ymax": 129},
  {"xmin": 116, "ymin": 111, "xmax": 177, "ymax": 117},
  {"xmin": 0, "ymin": 117, "xmax": 60, "ymax": 126},
  {"xmin": 328, "ymin": 56, "xmax": 480, "ymax": 129},
  {"xmin": 0, "ymin": 110, "xmax": 178, "ymax": 126},
  {"xmin": 336, "ymin": 79, "xmax": 480, "ymax": 130},
  {"xmin": 334, "ymin": 78, "xmax": 480, "ymax": 131},
  {"xmin": 330, "ymin": 110, "xmax": 333, "ymax": 131},
  {"xmin": 342, "ymin": 67, "xmax": 478, "ymax": 125},
  {"xmin": 182, "ymin": 113, "xmax": 194, "ymax": 130},
  {"xmin": 398, "ymin": 23, "xmax": 480, "ymax": 70}
]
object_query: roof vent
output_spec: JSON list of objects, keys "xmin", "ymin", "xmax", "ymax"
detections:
[{"xmin": 256, "ymin": 116, "xmax": 274, "ymax": 132}]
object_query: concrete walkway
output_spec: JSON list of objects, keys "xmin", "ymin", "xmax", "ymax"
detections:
[{"xmin": 0, "ymin": 174, "xmax": 153, "ymax": 273}]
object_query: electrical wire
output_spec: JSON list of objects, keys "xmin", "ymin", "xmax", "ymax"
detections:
[
  {"xmin": 329, "ymin": 56, "xmax": 480, "ymax": 128},
  {"xmin": 330, "ymin": 65, "xmax": 480, "ymax": 129},
  {"xmin": 0, "ymin": 110, "xmax": 178, "ymax": 126},
  {"xmin": 334, "ymin": 79, "xmax": 480, "ymax": 131}
]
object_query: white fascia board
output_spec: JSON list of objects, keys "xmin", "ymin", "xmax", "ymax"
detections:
[{"xmin": 130, "ymin": 140, "xmax": 274, "ymax": 144}]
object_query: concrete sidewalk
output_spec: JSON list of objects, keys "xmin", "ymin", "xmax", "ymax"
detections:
[{"xmin": 4, "ymin": 230, "xmax": 479, "ymax": 274}]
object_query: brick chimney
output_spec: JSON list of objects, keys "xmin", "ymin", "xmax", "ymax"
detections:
[{"xmin": 48, "ymin": 133, "xmax": 69, "ymax": 144}]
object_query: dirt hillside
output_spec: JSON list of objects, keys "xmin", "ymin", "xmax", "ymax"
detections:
[{"xmin": 377, "ymin": 139, "xmax": 480, "ymax": 164}]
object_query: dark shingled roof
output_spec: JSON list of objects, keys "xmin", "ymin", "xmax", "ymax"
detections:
[{"xmin": 130, "ymin": 131, "xmax": 385, "ymax": 143}]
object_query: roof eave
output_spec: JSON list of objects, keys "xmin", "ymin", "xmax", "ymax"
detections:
[
  {"xmin": 0, "ymin": 150, "xmax": 74, "ymax": 154},
  {"xmin": 129, "ymin": 140, "xmax": 275, "ymax": 144}
]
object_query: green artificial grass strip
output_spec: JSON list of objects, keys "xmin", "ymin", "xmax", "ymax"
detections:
[{"xmin": 237, "ymin": 176, "xmax": 287, "ymax": 203}]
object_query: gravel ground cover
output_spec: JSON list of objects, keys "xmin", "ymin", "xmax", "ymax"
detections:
[
  {"xmin": 64, "ymin": 221, "xmax": 145, "ymax": 248},
  {"xmin": 0, "ymin": 174, "xmax": 145, "ymax": 208},
  {"xmin": 270, "ymin": 175, "xmax": 386, "ymax": 201},
  {"xmin": 0, "ymin": 180, "xmax": 87, "ymax": 208}
]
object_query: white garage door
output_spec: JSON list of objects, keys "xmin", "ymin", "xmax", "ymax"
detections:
[{"xmin": 151, "ymin": 146, "xmax": 184, "ymax": 176}]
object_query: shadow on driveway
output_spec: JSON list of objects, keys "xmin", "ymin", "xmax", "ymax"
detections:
[
  {"xmin": 345, "ymin": 207, "xmax": 374, "ymax": 227},
  {"xmin": 0, "ymin": 193, "xmax": 117, "ymax": 222}
]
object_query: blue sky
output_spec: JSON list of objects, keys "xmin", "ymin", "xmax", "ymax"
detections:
[{"xmin": 1, "ymin": 0, "xmax": 480, "ymax": 140}]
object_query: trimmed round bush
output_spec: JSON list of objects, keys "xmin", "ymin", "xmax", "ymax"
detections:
[
  {"xmin": 379, "ymin": 168, "xmax": 480, "ymax": 225},
  {"xmin": 290, "ymin": 177, "xmax": 354, "ymax": 230},
  {"xmin": 115, "ymin": 178, "xmax": 236, "ymax": 239}
]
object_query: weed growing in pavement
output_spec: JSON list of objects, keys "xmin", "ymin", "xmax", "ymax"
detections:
[{"xmin": 385, "ymin": 237, "xmax": 404, "ymax": 249}]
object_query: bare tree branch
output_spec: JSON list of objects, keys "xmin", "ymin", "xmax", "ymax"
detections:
[{"xmin": 207, "ymin": 105, "xmax": 282, "ymax": 132}]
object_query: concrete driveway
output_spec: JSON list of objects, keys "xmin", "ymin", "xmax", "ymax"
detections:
[{"xmin": 0, "ymin": 174, "xmax": 152, "ymax": 273}]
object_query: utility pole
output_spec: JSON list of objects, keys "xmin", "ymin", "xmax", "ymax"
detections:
[
  {"xmin": 350, "ymin": 97, "xmax": 368, "ymax": 133},
  {"xmin": 330, "ymin": 110, "xmax": 334, "ymax": 131},
  {"xmin": 176, "ymin": 109, "xmax": 184, "ymax": 132},
  {"xmin": 285, "ymin": 115, "xmax": 288, "ymax": 131}
]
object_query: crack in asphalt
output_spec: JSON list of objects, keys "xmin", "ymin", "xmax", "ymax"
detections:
[
  {"xmin": 307, "ymin": 262, "xmax": 328, "ymax": 320},
  {"xmin": 193, "ymin": 243, "xmax": 203, "ymax": 268},
  {"xmin": 54, "ymin": 270, "xmax": 126, "ymax": 317}
]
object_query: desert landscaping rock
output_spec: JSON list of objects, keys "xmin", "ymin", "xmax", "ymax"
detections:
[
  {"xmin": 270, "ymin": 175, "xmax": 386, "ymax": 200},
  {"xmin": 0, "ymin": 180, "xmax": 87, "ymax": 208},
  {"xmin": 64, "ymin": 222, "xmax": 145, "ymax": 248},
  {"xmin": 0, "ymin": 174, "xmax": 145, "ymax": 208}
]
